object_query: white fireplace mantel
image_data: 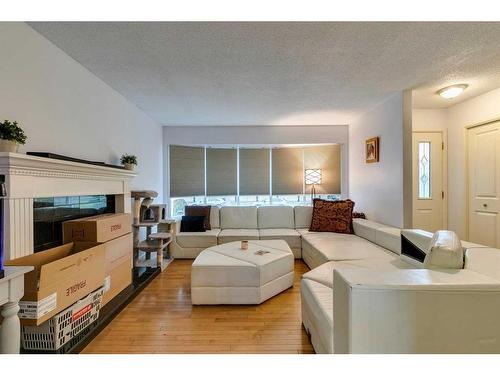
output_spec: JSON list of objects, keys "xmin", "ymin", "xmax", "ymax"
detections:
[{"xmin": 0, "ymin": 152, "xmax": 136, "ymax": 260}]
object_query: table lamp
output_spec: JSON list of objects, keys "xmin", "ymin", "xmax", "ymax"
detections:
[{"xmin": 305, "ymin": 169, "xmax": 322, "ymax": 200}]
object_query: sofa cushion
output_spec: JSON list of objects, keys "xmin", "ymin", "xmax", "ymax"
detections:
[
  {"xmin": 220, "ymin": 206, "xmax": 258, "ymax": 229},
  {"xmin": 352, "ymin": 218, "xmax": 389, "ymax": 243},
  {"xmin": 176, "ymin": 229, "xmax": 220, "ymax": 248},
  {"xmin": 302, "ymin": 232, "xmax": 397, "ymax": 262},
  {"xmin": 218, "ymin": 229, "xmax": 260, "ymax": 244},
  {"xmin": 185, "ymin": 205, "xmax": 211, "ymax": 230},
  {"xmin": 375, "ymin": 227, "xmax": 401, "ymax": 255},
  {"xmin": 302, "ymin": 258, "xmax": 414, "ymax": 289},
  {"xmin": 310, "ymin": 199, "xmax": 354, "ymax": 234},
  {"xmin": 258, "ymin": 228, "xmax": 301, "ymax": 249},
  {"xmin": 257, "ymin": 206, "xmax": 294, "ymax": 229},
  {"xmin": 294, "ymin": 206, "xmax": 313, "ymax": 229},
  {"xmin": 301, "ymin": 279, "xmax": 333, "ymax": 354},
  {"xmin": 464, "ymin": 247, "xmax": 500, "ymax": 281}
]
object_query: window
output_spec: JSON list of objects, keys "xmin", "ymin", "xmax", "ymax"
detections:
[
  {"xmin": 170, "ymin": 196, "xmax": 205, "ymax": 217},
  {"xmin": 169, "ymin": 144, "xmax": 342, "ymax": 217},
  {"xmin": 206, "ymin": 195, "xmax": 237, "ymax": 206},
  {"xmin": 418, "ymin": 141, "xmax": 431, "ymax": 198},
  {"xmin": 239, "ymin": 195, "xmax": 271, "ymax": 206}
]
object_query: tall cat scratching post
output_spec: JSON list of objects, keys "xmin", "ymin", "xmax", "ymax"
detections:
[{"xmin": 131, "ymin": 191, "xmax": 172, "ymax": 270}]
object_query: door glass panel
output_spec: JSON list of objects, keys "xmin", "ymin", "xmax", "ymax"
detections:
[{"xmin": 418, "ymin": 142, "xmax": 431, "ymax": 198}]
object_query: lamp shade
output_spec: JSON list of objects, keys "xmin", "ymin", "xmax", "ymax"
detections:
[{"xmin": 305, "ymin": 169, "xmax": 322, "ymax": 185}]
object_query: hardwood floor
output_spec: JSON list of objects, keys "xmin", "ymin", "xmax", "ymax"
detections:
[{"xmin": 82, "ymin": 259, "xmax": 315, "ymax": 354}]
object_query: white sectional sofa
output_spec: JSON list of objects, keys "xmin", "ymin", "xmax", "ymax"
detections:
[
  {"xmin": 300, "ymin": 219, "xmax": 500, "ymax": 354},
  {"xmin": 170, "ymin": 205, "xmax": 313, "ymax": 259},
  {"xmin": 170, "ymin": 204, "xmax": 500, "ymax": 353}
]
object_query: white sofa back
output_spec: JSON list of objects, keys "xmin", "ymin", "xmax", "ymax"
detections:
[
  {"xmin": 352, "ymin": 218, "xmax": 401, "ymax": 255},
  {"xmin": 258, "ymin": 206, "xmax": 294, "ymax": 229},
  {"xmin": 294, "ymin": 206, "xmax": 313, "ymax": 229},
  {"xmin": 220, "ymin": 206, "xmax": 258, "ymax": 229}
]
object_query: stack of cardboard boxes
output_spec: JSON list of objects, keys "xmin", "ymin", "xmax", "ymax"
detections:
[
  {"xmin": 63, "ymin": 213, "xmax": 133, "ymax": 306},
  {"xmin": 6, "ymin": 213, "xmax": 132, "ymax": 328}
]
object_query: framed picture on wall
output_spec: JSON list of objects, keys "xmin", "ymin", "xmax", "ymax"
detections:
[{"xmin": 365, "ymin": 137, "xmax": 379, "ymax": 163}]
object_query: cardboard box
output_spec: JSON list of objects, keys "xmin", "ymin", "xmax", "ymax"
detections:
[
  {"xmin": 75, "ymin": 233, "xmax": 133, "ymax": 306},
  {"xmin": 5, "ymin": 242, "xmax": 106, "ymax": 326},
  {"xmin": 63, "ymin": 213, "xmax": 132, "ymax": 243},
  {"xmin": 102, "ymin": 256, "xmax": 132, "ymax": 306}
]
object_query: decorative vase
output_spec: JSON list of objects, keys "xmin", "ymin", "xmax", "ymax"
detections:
[
  {"xmin": 0, "ymin": 139, "xmax": 19, "ymax": 153},
  {"xmin": 124, "ymin": 163, "xmax": 135, "ymax": 171}
]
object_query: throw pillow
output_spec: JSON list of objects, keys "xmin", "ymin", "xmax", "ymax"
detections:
[
  {"xmin": 185, "ymin": 205, "xmax": 211, "ymax": 230},
  {"xmin": 309, "ymin": 198, "xmax": 355, "ymax": 234},
  {"xmin": 180, "ymin": 215, "xmax": 206, "ymax": 232}
]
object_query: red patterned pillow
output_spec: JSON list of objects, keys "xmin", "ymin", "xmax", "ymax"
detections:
[{"xmin": 309, "ymin": 199, "xmax": 355, "ymax": 234}]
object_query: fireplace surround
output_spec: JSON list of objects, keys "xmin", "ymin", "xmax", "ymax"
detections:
[{"xmin": 0, "ymin": 152, "xmax": 136, "ymax": 260}]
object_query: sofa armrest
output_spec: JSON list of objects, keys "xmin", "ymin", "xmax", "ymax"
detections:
[
  {"xmin": 170, "ymin": 219, "xmax": 181, "ymax": 236},
  {"xmin": 333, "ymin": 268, "xmax": 500, "ymax": 353}
]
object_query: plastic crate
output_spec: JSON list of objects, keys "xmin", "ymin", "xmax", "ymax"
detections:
[{"xmin": 21, "ymin": 286, "xmax": 104, "ymax": 351}]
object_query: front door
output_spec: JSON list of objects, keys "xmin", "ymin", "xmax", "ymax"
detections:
[
  {"xmin": 412, "ymin": 132, "xmax": 444, "ymax": 232},
  {"xmin": 468, "ymin": 121, "xmax": 500, "ymax": 247}
]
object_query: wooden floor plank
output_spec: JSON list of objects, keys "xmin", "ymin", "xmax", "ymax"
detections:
[{"xmin": 82, "ymin": 259, "xmax": 314, "ymax": 354}]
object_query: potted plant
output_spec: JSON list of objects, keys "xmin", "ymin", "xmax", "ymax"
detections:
[
  {"xmin": 120, "ymin": 154, "xmax": 138, "ymax": 171},
  {"xmin": 0, "ymin": 120, "xmax": 27, "ymax": 152}
]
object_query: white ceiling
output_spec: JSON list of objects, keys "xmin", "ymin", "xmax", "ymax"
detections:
[{"xmin": 29, "ymin": 22, "xmax": 500, "ymax": 125}]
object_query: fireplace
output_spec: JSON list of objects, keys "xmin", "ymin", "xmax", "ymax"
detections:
[
  {"xmin": 33, "ymin": 194, "xmax": 115, "ymax": 252},
  {"xmin": 0, "ymin": 152, "xmax": 135, "ymax": 260}
]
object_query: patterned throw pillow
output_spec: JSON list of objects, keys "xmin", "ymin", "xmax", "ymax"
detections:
[
  {"xmin": 185, "ymin": 205, "xmax": 211, "ymax": 230},
  {"xmin": 309, "ymin": 199, "xmax": 355, "ymax": 234}
]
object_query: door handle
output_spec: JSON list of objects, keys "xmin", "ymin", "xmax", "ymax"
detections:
[{"xmin": 483, "ymin": 203, "xmax": 488, "ymax": 208}]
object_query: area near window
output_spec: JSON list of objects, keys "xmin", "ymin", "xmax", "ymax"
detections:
[{"xmin": 168, "ymin": 144, "xmax": 342, "ymax": 217}]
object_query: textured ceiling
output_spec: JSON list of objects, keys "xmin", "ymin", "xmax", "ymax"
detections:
[{"xmin": 29, "ymin": 22, "xmax": 500, "ymax": 125}]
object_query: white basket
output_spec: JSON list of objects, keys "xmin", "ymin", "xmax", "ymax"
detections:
[{"xmin": 21, "ymin": 286, "xmax": 104, "ymax": 351}]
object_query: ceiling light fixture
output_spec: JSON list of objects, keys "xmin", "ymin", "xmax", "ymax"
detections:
[{"xmin": 437, "ymin": 84, "xmax": 468, "ymax": 99}]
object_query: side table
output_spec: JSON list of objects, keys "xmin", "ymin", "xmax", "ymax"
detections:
[{"xmin": 0, "ymin": 266, "xmax": 33, "ymax": 354}]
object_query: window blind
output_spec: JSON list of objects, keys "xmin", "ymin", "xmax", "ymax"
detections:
[
  {"xmin": 239, "ymin": 148, "xmax": 270, "ymax": 195},
  {"xmin": 272, "ymin": 147, "xmax": 304, "ymax": 195},
  {"xmin": 304, "ymin": 144, "xmax": 341, "ymax": 194},
  {"xmin": 169, "ymin": 145, "xmax": 205, "ymax": 197},
  {"xmin": 206, "ymin": 148, "xmax": 237, "ymax": 196}
]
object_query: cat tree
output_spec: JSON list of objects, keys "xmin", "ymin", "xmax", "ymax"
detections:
[{"xmin": 131, "ymin": 190, "xmax": 172, "ymax": 271}]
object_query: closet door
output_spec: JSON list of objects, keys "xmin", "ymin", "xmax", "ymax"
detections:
[{"xmin": 468, "ymin": 121, "xmax": 500, "ymax": 247}]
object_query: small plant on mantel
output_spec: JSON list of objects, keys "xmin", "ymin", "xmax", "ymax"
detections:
[
  {"xmin": 120, "ymin": 154, "xmax": 138, "ymax": 171},
  {"xmin": 0, "ymin": 120, "xmax": 27, "ymax": 153}
]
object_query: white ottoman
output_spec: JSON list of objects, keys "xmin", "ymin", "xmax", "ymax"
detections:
[{"xmin": 191, "ymin": 240, "xmax": 295, "ymax": 305}]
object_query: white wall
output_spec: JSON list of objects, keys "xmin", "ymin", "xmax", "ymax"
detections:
[
  {"xmin": 0, "ymin": 23, "xmax": 163, "ymax": 200},
  {"xmin": 412, "ymin": 109, "xmax": 448, "ymax": 132},
  {"xmin": 163, "ymin": 125, "xmax": 349, "ymax": 206},
  {"xmin": 349, "ymin": 93, "xmax": 404, "ymax": 227}
]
